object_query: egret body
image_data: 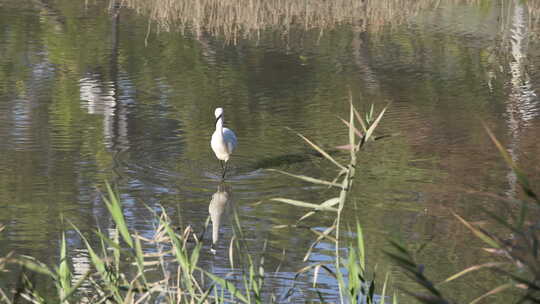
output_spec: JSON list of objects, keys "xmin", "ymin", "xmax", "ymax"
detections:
[{"xmin": 211, "ymin": 107, "xmax": 237, "ymax": 178}]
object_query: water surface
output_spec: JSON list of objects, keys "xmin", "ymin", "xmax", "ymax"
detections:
[{"xmin": 1, "ymin": 0, "xmax": 540, "ymax": 302}]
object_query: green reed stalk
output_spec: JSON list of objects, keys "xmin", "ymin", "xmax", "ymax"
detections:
[{"xmin": 268, "ymin": 94, "xmax": 389, "ymax": 303}]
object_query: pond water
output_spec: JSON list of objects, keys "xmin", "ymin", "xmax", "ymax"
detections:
[{"xmin": 1, "ymin": 0, "xmax": 540, "ymax": 302}]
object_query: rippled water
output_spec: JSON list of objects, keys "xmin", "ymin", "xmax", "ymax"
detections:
[{"xmin": 1, "ymin": 0, "xmax": 540, "ymax": 302}]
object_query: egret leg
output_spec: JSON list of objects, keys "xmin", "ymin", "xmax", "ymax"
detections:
[{"xmin": 222, "ymin": 161, "xmax": 228, "ymax": 179}]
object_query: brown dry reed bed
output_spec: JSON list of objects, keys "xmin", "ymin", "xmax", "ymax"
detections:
[{"xmin": 120, "ymin": 0, "xmax": 540, "ymax": 44}]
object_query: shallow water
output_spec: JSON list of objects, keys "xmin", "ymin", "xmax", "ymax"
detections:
[{"xmin": 1, "ymin": 0, "xmax": 540, "ymax": 302}]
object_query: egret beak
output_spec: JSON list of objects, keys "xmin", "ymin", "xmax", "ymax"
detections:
[{"xmin": 215, "ymin": 114, "xmax": 223, "ymax": 125}]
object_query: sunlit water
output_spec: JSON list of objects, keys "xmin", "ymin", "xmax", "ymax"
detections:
[{"xmin": 1, "ymin": 0, "xmax": 540, "ymax": 302}]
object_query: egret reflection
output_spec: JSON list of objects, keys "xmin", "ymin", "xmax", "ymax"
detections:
[{"xmin": 209, "ymin": 182, "xmax": 234, "ymax": 254}]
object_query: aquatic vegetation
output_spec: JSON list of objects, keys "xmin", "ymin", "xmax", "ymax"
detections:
[
  {"xmin": 0, "ymin": 100, "xmax": 396, "ymax": 303},
  {"xmin": 268, "ymin": 93, "xmax": 393, "ymax": 303},
  {"xmin": 387, "ymin": 125, "xmax": 540, "ymax": 303},
  {"xmin": 123, "ymin": 0, "xmax": 540, "ymax": 45}
]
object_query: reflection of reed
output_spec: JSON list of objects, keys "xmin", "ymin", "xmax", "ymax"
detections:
[
  {"xmin": 124, "ymin": 0, "xmax": 540, "ymax": 43},
  {"xmin": 123, "ymin": 0, "xmax": 441, "ymax": 43},
  {"xmin": 504, "ymin": 0, "xmax": 538, "ymax": 199}
]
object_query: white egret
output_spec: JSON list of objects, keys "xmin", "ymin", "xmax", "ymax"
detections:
[{"xmin": 211, "ymin": 107, "xmax": 237, "ymax": 178}]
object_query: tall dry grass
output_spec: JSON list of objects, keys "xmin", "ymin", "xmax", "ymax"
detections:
[
  {"xmin": 121, "ymin": 0, "xmax": 540, "ymax": 44},
  {"xmin": 121, "ymin": 0, "xmax": 437, "ymax": 43}
]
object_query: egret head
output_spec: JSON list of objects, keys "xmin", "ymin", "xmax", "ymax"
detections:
[{"xmin": 214, "ymin": 107, "xmax": 224, "ymax": 118}]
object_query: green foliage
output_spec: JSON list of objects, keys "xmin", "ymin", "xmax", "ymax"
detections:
[{"xmin": 268, "ymin": 97, "xmax": 392, "ymax": 302}]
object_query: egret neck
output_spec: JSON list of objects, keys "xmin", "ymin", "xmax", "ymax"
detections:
[{"xmin": 215, "ymin": 114, "xmax": 224, "ymax": 132}]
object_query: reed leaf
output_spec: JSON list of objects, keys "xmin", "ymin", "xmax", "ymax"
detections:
[
  {"xmin": 452, "ymin": 211, "xmax": 500, "ymax": 249},
  {"xmin": 103, "ymin": 182, "xmax": 133, "ymax": 248},
  {"xmin": 266, "ymin": 169, "xmax": 343, "ymax": 188},
  {"xmin": 58, "ymin": 232, "xmax": 72, "ymax": 300},
  {"xmin": 304, "ymin": 226, "xmax": 336, "ymax": 262},
  {"xmin": 196, "ymin": 285, "xmax": 214, "ymax": 304},
  {"xmin": 381, "ymin": 272, "xmax": 390, "ymax": 304},
  {"xmin": 59, "ymin": 271, "xmax": 92, "ymax": 303},
  {"xmin": 353, "ymin": 106, "xmax": 368, "ymax": 133},
  {"xmin": 203, "ymin": 272, "xmax": 249, "ymax": 303},
  {"xmin": 296, "ymin": 262, "xmax": 336, "ymax": 279},
  {"xmin": 313, "ymin": 264, "xmax": 321, "ymax": 287},
  {"xmin": 483, "ymin": 123, "xmax": 539, "ymax": 203},
  {"xmin": 133, "ymin": 232, "xmax": 148, "ymax": 287},
  {"xmin": 356, "ymin": 222, "xmax": 366, "ymax": 272},
  {"xmin": 298, "ymin": 197, "xmax": 341, "ymax": 222},
  {"xmin": 441, "ymin": 262, "xmax": 505, "ymax": 284},
  {"xmin": 364, "ymin": 105, "xmax": 388, "ymax": 143},
  {"xmin": 477, "ymin": 206, "xmax": 524, "ymax": 237},
  {"xmin": 270, "ymin": 198, "xmax": 338, "ymax": 211},
  {"xmin": 69, "ymin": 223, "xmax": 107, "ymax": 278},
  {"xmin": 16, "ymin": 256, "xmax": 55, "ymax": 278},
  {"xmin": 338, "ymin": 116, "xmax": 363, "ymax": 137},
  {"xmin": 469, "ymin": 283, "xmax": 514, "ymax": 304},
  {"xmin": 296, "ymin": 133, "xmax": 347, "ymax": 171},
  {"xmin": 349, "ymin": 98, "xmax": 356, "ymax": 163}
]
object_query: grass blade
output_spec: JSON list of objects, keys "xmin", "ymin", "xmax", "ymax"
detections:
[
  {"xmin": 266, "ymin": 169, "xmax": 343, "ymax": 188},
  {"xmin": 381, "ymin": 272, "xmax": 390, "ymax": 304},
  {"xmin": 469, "ymin": 283, "xmax": 514, "ymax": 304},
  {"xmin": 353, "ymin": 105, "xmax": 367, "ymax": 133},
  {"xmin": 296, "ymin": 133, "xmax": 347, "ymax": 171},
  {"xmin": 203, "ymin": 272, "xmax": 249, "ymax": 303},
  {"xmin": 58, "ymin": 232, "xmax": 72, "ymax": 299},
  {"xmin": 442, "ymin": 262, "xmax": 505, "ymax": 284},
  {"xmin": 338, "ymin": 116, "xmax": 363, "ymax": 137},
  {"xmin": 452, "ymin": 211, "xmax": 500, "ymax": 249},
  {"xmin": 103, "ymin": 182, "xmax": 133, "ymax": 248},
  {"xmin": 483, "ymin": 123, "xmax": 539, "ymax": 202},
  {"xmin": 270, "ymin": 198, "xmax": 338, "ymax": 212},
  {"xmin": 364, "ymin": 105, "xmax": 388, "ymax": 143}
]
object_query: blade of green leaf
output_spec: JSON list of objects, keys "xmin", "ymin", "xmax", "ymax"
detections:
[
  {"xmin": 469, "ymin": 283, "xmax": 514, "ymax": 304},
  {"xmin": 338, "ymin": 116, "xmax": 363, "ymax": 138},
  {"xmin": 203, "ymin": 271, "xmax": 249, "ymax": 303},
  {"xmin": 266, "ymin": 169, "xmax": 343, "ymax": 188},
  {"xmin": 353, "ymin": 106, "xmax": 368, "ymax": 133},
  {"xmin": 442, "ymin": 262, "xmax": 505, "ymax": 284},
  {"xmin": 58, "ymin": 232, "xmax": 72, "ymax": 298},
  {"xmin": 452, "ymin": 211, "xmax": 500, "ymax": 249},
  {"xmin": 364, "ymin": 105, "xmax": 388, "ymax": 142},
  {"xmin": 296, "ymin": 133, "xmax": 347, "ymax": 171},
  {"xmin": 15, "ymin": 256, "xmax": 55, "ymax": 278},
  {"xmin": 270, "ymin": 198, "xmax": 338, "ymax": 212},
  {"xmin": 103, "ymin": 182, "xmax": 133, "ymax": 248},
  {"xmin": 483, "ymin": 123, "xmax": 539, "ymax": 202},
  {"xmin": 381, "ymin": 272, "xmax": 390, "ymax": 304},
  {"xmin": 297, "ymin": 198, "xmax": 340, "ymax": 222}
]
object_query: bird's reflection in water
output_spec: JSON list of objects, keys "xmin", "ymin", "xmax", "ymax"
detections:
[{"xmin": 209, "ymin": 182, "xmax": 234, "ymax": 254}]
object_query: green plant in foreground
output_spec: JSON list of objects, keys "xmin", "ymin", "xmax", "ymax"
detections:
[
  {"xmin": 9, "ymin": 230, "xmax": 89, "ymax": 304},
  {"xmin": 268, "ymin": 95, "xmax": 395, "ymax": 303},
  {"xmin": 387, "ymin": 124, "xmax": 540, "ymax": 303}
]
